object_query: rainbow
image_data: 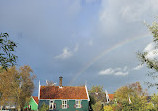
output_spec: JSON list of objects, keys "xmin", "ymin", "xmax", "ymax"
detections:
[{"xmin": 69, "ymin": 33, "xmax": 151, "ymax": 85}]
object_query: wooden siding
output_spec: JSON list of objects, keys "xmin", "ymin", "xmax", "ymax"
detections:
[
  {"xmin": 24, "ymin": 97, "xmax": 38, "ymax": 111},
  {"xmin": 38, "ymin": 99, "xmax": 89, "ymax": 111}
]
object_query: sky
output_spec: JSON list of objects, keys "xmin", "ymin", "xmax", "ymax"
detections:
[{"xmin": 1, "ymin": 0, "xmax": 158, "ymax": 96}]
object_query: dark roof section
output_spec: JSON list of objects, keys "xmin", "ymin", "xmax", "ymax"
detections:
[
  {"xmin": 32, "ymin": 96, "xmax": 39, "ymax": 104},
  {"xmin": 40, "ymin": 86, "xmax": 88, "ymax": 99}
]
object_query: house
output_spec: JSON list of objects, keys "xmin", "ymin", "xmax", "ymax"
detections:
[
  {"xmin": 24, "ymin": 96, "xmax": 39, "ymax": 111},
  {"xmin": 38, "ymin": 76, "xmax": 90, "ymax": 111},
  {"xmin": 106, "ymin": 93, "xmax": 114, "ymax": 104},
  {"xmin": 108, "ymin": 94, "xmax": 114, "ymax": 101}
]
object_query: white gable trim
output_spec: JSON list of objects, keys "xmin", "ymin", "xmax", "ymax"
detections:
[
  {"xmin": 105, "ymin": 90, "xmax": 109, "ymax": 103},
  {"xmin": 38, "ymin": 80, "xmax": 41, "ymax": 100},
  {"xmin": 31, "ymin": 96, "xmax": 38, "ymax": 105},
  {"xmin": 85, "ymin": 85, "xmax": 90, "ymax": 101}
]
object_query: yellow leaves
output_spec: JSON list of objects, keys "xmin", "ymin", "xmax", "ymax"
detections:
[
  {"xmin": 104, "ymin": 105, "xmax": 113, "ymax": 111},
  {"xmin": 91, "ymin": 101, "xmax": 102, "ymax": 111},
  {"xmin": 145, "ymin": 102, "xmax": 154, "ymax": 110},
  {"xmin": 89, "ymin": 85, "xmax": 104, "ymax": 93},
  {"xmin": 114, "ymin": 82, "xmax": 145, "ymax": 102},
  {"xmin": 0, "ymin": 65, "xmax": 35, "ymax": 109},
  {"xmin": 114, "ymin": 86, "xmax": 129, "ymax": 102},
  {"xmin": 114, "ymin": 82, "xmax": 149, "ymax": 110}
]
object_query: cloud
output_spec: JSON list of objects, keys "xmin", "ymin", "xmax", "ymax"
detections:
[
  {"xmin": 133, "ymin": 64, "xmax": 144, "ymax": 70},
  {"xmin": 55, "ymin": 48, "xmax": 73, "ymax": 59},
  {"xmin": 115, "ymin": 71, "xmax": 128, "ymax": 76},
  {"xmin": 143, "ymin": 42, "xmax": 158, "ymax": 60},
  {"xmin": 55, "ymin": 44, "xmax": 79, "ymax": 60},
  {"xmin": 99, "ymin": 66, "xmax": 129, "ymax": 76},
  {"xmin": 119, "ymin": 1, "xmax": 151, "ymax": 22},
  {"xmin": 99, "ymin": 68, "xmax": 114, "ymax": 75},
  {"xmin": 144, "ymin": 42, "xmax": 155, "ymax": 52},
  {"xmin": 98, "ymin": 0, "xmax": 158, "ymax": 39},
  {"xmin": 146, "ymin": 49, "xmax": 158, "ymax": 59}
]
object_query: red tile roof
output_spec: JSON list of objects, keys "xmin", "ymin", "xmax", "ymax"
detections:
[
  {"xmin": 108, "ymin": 94, "xmax": 114, "ymax": 100},
  {"xmin": 40, "ymin": 86, "xmax": 88, "ymax": 99},
  {"xmin": 32, "ymin": 96, "xmax": 39, "ymax": 104}
]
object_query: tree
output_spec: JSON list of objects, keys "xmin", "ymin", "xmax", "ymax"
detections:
[
  {"xmin": 0, "ymin": 66, "xmax": 35, "ymax": 111},
  {"xmin": 92, "ymin": 101, "xmax": 103, "ymax": 111},
  {"xmin": 89, "ymin": 85, "xmax": 104, "ymax": 94},
  {"xmin": 138, "ymin": 19, "xmax": 158, "ymax": 88},
  {"xmin": 89, "ymin": 85, "xmax": 105, "ymax": 111},
  {"xmin": 0, "ymin": 33, "xmax": 17, "ymax": 69},
  {"xmin": 39, "ymin": 102, "xmax": 49, "ymax": 111},
  {"xmin": 104, "ymin": 105, "xmax": 113, "ymax": 111},
  {"xmin": 0, "ymin": 66, "xmax": 18, "ymax": 110},
  {"xmin": 89, "ymin": 85, "xmax": 105, "ymax": 103},
  {"xmin": 145, "ymin": 102, "xmax": 155, "ymax": 111},
  {"xmin": 114, "ymin": 82, "xmax": 148, "ymax": 111},
  {"xmin": 150, "ymin": 93, "xmax": 158, "ymax": 110}
]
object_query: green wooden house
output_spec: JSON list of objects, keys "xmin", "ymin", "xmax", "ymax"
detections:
[
  {"xmin": 38, "ymin": 76, "xmax": 90, "ymax": 111},
  {"xmin": 24, "ymin": 96, "xmax": 39, "ymax": 111}
]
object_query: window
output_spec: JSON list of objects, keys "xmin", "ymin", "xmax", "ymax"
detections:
[
  {"xmin": 62, "ymin": 100, "xmax": 67, "ymax": 109},
  {"xmin": 49, "ymin": 100, "xmax": 56, "ymax": 110},
  {"xmin": 76, "ymin": 100, "xmax": 81, "ymax": 108},
  {"xmin": 54, "ymin": 104, "xmax": 56, "ymax": 109}
]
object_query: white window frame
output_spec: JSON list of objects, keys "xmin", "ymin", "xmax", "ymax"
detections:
[
  {"xmin": 49, "ymin": 100, "xmax": 54, "ymax": 110},
  {"xmin": 62, "ymin": 100, "xmax": 67, "ymax": 109},
  {"xmin": 76, "ymin": 100, "xmax": 81, "ymax": 108}
]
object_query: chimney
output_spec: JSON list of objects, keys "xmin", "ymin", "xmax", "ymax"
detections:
[{"xmin": 59, "ymin": 76, "xmax": 63, "ymax": 88}]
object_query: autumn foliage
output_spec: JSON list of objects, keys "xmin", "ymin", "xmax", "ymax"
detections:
[{"xmin": 0, "ymin": 66, "xmax": 35, "ymax": 111}]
